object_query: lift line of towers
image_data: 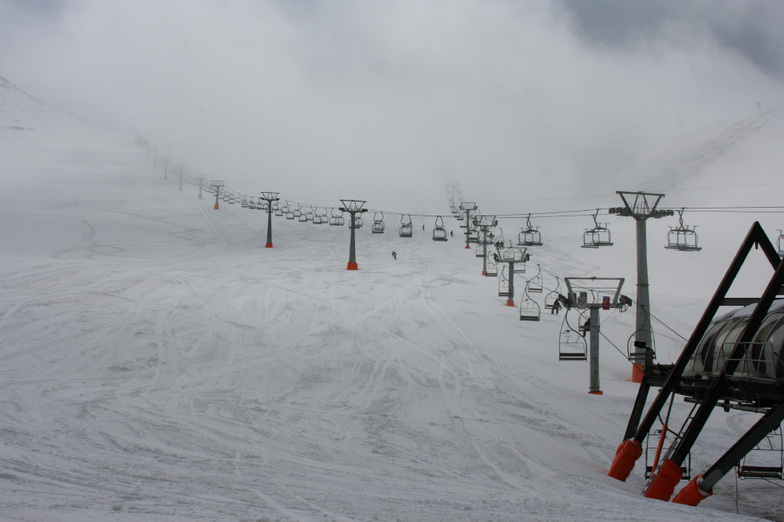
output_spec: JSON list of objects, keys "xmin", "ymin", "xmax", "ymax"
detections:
[{"xmin": 146, "ymin": 138, "xmax": 784, "ymax": 512}]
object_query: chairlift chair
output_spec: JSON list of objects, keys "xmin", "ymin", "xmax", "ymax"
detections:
[
  {"xmin": 240, "ymin": 196, "xmax": 248, "ymax": 208},
  {"xmin": 275, "ymin": 203, "xmax": 284, "ymax": 217},
  {"xmin": 519, "ymin": 282, "xmax": 541, "ymax": 322},
  {"xmin": 350, "ymin": 216, "xmax": 364, "ymax": 229},
  {"xmin": 249, "ymin": 197, "xmax": 257, "ymax": 210},
  {"xmin": 558, "ymin": 310, "xmax": 588, "ymax": 360},
  {"xmin": 476, "ymin": 244, "xmax": 486, "ymax": 258},
  {"xmin": 485, "ymin": 255, "xmax": 498, "ymax": 277},
  {"xmin": 736, "ymin": 426, "xmax": 784, "ymax": 479},
  {"xmin": 498, "ymin": 265, "xmax": 511, "ymax": 297},
  {"xmin": 285, "ymin": 205, "xmax": 295, "ymax": 220},
  {"xmin": 399, "ymin": 214, "xmax": 413, "ymax": 238},
  {"xmin": 467, "ymin": 230, "xmax": 479, "ymax": 243},
  {"xmin": 665, "ymin": 209, "xmax": 702, "ymax": 251},
  {"xmin": 329, "ymin": 209, "xmax": 344, "ymax": 226},
  {"xmin": 517, "ymin": 214, "xmax": 543, "ymax": 246},
  {"xmin": 312, "ymin": 208, "xmax": 325, "ymax": 224},
  {"xmin": 582, "ymin": 210, "xmax": 613, "ymax": 248},
  {"xmin": 528, "ymin": 264, "xmax": 543, "ymax": 293},
  {"xmin": 298, "ymin": 209, "xmax": 309, "ymax": 222},
  {"xmin": 432, "ymin": 216, "xmax": 448, "ymax": 241},
  {"xmin": 778, "ymin": 230, "xmax": 784, "ymax": 257},
  {"xmin": 545, "ymin": 277, "xmax": 563, "ymax": 311},
  {"xmin": 372, "ymin": 212, "xmax": 385, "ymax": 234}
]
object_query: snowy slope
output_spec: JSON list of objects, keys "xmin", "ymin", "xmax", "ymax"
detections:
[{"xmin": 1, "ymin": 77, "xmax": 782, "ymax": 520}]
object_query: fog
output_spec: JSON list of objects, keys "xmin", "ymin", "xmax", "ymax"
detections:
[{"xmin": 1, "ymin": 0, "xmax": 782, "ymax": 211}]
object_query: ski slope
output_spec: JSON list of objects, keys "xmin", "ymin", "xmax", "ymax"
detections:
[{"xmin": 1, "ymin": 76, "xmax": 783, "ymax": 520}]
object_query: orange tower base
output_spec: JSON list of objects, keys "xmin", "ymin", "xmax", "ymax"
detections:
[
  {"xmin": 632, "ymin": 362, "xmax": 644, "ymax": 383},
  {"xmin": 347, "ymin": 262, "xmax": 359, "ymax": 270},
  {"xmin": 266, "ymin": 243, "xmax": 273, "ymax": 248}
]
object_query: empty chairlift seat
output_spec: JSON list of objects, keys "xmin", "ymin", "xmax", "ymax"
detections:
[
  {"xmin": 399, "ymin": 214, "xmax": 413, "ymax": 238},
  {"xmin": 559, "ymin": 311, "xmax": 588, "ymax": 360},
  {"xmin": 518, "ymin": 214, "xmax": 543, "ymax": 246},
  {"xmin": 372, "ymin": 212, "xmax": 385, "ymax": 234},
  {"xmin": 519, "ymin": 282, "xmax": 541, "ymax": 321},
  {"xmin": 666, "ymin": 209, "xmax": 702, "ymax": 252},
  {"xmin": 582, "ymin": 210, "xmax": 613, "ymax": 248},
  {"xmin": 329, "ymin": 208, "xmax": 345, "ymax": 226},
  {"xmin": 432, "ymin": 216, "xmax": 447, "ymax": 241}
]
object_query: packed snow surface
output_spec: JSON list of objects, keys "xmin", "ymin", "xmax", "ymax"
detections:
[{"xmin": 1, "ymin": 77, "xmax": 783, "ymax": 520}]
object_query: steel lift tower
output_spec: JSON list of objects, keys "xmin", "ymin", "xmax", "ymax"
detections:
[
  {"xmin": 340, "ymin": 199, "xmax": 367, "ymax": 270},
  {"xmin": 610, "ymin": 191, "xmax": 673, "ymax": 383},
  {"xmin": 459, "ymin": 202, "xmax": 478, "ymax": 249},
  {"xmin": 475, "ymin": 215, "xmax": 497, "ymax": 276},
  {"xmin": 260, "ymin": 192, "xmax": 280, "ymax": 248},
  {"xmin": 211, "ymin": 180, "xmax": 225, "ymax": 210}
]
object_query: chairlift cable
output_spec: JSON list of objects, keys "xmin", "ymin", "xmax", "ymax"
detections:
[{"xmin": 648, "ymin": 311, "xmax": 689, "ymax": 343}]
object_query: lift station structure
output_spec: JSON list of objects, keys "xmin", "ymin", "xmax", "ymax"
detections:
[
  {"xmin": 609, "ymin": 191, "xmax": 674, "ymax": 383},
  {"xmin": 340, "ymin": 199, "xmax": 367, "ymax": 270},
  {"xmin": 608, "ymin": 222, "xmax": 784, "ymax": 508}
]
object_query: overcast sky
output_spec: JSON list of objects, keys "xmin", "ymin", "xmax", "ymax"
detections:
[{"xmin": 1, "ymin": 0, "xmax": 782, "ymax": 212}]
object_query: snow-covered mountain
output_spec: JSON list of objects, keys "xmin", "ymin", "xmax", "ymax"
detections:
[{"xmin": 1, "ymin": 76, "xmax": 782, "ymax": 520}]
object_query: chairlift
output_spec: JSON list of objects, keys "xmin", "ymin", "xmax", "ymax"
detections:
[
  {"xmin": 372, "ymin": 212, "xmax": 385, "ymax": 234},
  {"xmin": 476, "ymin": 243, "xmax": 486, "ymax": 258},
  {"xmin": 467, "ymin": 229, "xmax": 479, "ymax": 243},
  {"xmin": 313, "ymin": 208, "xmax": 327, "ymax": 224},
  {"xmin": 665, "ymin": 208, "xmax": 702, "ymax": 251},
  {"xmin": 517, "ymin": 214, "xmax": 543, "ymax": 246},
  {"xmin": 736, "ymin": 426, "xmax": 783, "ymax": 480},
  {"xmin": 298, "ymin": 207, "xmax": 309, "ymax": 222},
  {"xmin": 350, "ymin": 215, "xmax": 364, "ymax": 229},
  {"xmin": 249, "ymin": 197, "xmax": 258, "ymax": 210},
  {"xmin": 582, "ymin": 209, "xmax": 613, "ymax": 248},
  {"xmin": 498, "ymin": 265, "xmax": 511, "ymax": 297},
  {"xmin": 240, "ymin": 196, "xmax": 248, "ymax": 208},
  {"xmin": 519, "ymin": 282, "xmax": 541, "ymax": 322},
  {"xmin": 485, "ymin": 254, "xmax": 498, "ymax": 277},
  {"xmin": 329, "ymin": 208, "xmax": 344, "ymax": 226},
  {"xmin": 274, "ymin": 201, "xmax": 284, "ymax": 217},
  {"xmin": 778, "ymin": 230, "xmax": 784, "ymax": 257},
  {"xmin": 545, "ymin": 277, "xmax": 563, "ymax": 311},
  {"xmin": 285, "ymin": 204, "xmax": 295, "ymax": 220},
  {"xmin": 432, "ymin": 216, "xmax": 448, "ymax": 241},
  {"xmin": 399, "ymin": 214, "xmax": 413, "ymax": 238},
  {"xmin": 528, "ymin": 264, "xmax": 543, "ymax": 293},
  {"xmin": 558, "ymin": 309, "xmax": 588, "ymax": 360}
]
